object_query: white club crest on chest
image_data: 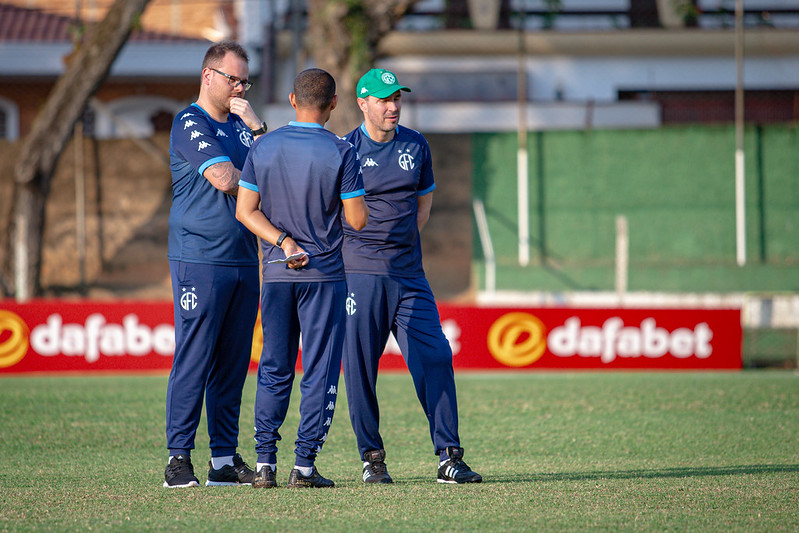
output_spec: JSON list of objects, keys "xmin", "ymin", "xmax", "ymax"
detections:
[{"xmin": 397, "ymin": 148, "xmax": 415, "ymax": 171}]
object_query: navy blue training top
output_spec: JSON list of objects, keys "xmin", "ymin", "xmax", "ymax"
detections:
[
  {"xmin": 167, "ymin": 103, "xmax": 258, "ymax": 266},
  {"xmin": 342, "ymin": 123, "xmax": 436, "ymax": 277},
  {"xmin": 239, "ymin": 121, "xmax": 365, "ymax": 282}
]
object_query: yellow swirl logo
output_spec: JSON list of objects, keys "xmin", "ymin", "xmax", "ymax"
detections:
[
  {"xmin": 487, "ymin": 312, "xmax": 547, "ymax": 367},
  {"xmin": 0, "ymin": 310, "xmax": 30, "ymax": 369},
  {"xmin": 250, "ymin": 310, "xmax": 263, "ymax": 363}
]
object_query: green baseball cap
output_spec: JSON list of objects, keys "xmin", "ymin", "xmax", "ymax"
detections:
[{"xmin": 356, "ymin": 68, "xmax": 411, "ymax": 99}]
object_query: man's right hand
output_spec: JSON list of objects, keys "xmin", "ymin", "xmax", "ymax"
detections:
[{"xmin": 281, "ymin": 238, "xmax": 309, "ymax": 269}]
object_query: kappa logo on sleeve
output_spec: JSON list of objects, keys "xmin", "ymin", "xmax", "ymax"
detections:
[
  {"xmin": 190, "ymin": 130, "xmax": 203, "ymax": 140},
  {"xmin": 197, "ymin": 140, "xmax": 212, "ymax": 151},
  {"xmin": 183, "ymin": 119, "xmax": 197, "ymax": 129}
]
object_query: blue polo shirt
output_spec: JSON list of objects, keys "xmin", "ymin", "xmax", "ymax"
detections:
[
  {"xmin": 342, "ymin": 123, "xmax": 436, "ymax": 277},
  {"xmin": 167, "ymin": 103, "xmax": 258, "ymax": 266},
  {"xmin": 239, "ymin": 121, "xmax": 365, "ymax": 282}
]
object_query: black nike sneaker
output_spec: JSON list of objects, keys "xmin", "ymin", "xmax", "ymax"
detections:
[
  {"xmin": 437, "ymin": 446, "xmax": 482, "ymax": 484},
  {"xmin": 205, "ymin": 453, "xmax": 255, "ymax": 486},
  {"xmin": 163, "ymin": 455, "xmax": 200, "ymax": 488},
  {"xmin": 286, "ymin": 466, "xmax": 335, "ymax": 488},
  {"xmin": 253, "ymin": 465, "xmax": 277, "ymax": 488},
  {"xmin": 362, "ymin": 449, "xmax": 393, "ymax": 484}
]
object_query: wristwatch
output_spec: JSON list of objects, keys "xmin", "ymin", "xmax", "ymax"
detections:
[
  {"xmin": 276, "ymin": 232, "xmax": 288, "ymax": 247},
  {"xmin": 250, "ymin": 121, "xmax": 268, "ymax": 136}
]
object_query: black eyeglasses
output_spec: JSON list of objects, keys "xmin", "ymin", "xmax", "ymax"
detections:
[{"xmin": 211, "ymin": 68, "xmax": 253, "ymax": 91}]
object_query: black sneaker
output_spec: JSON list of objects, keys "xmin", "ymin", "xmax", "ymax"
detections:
[
  {"xmin": 205, "ymin": 453, "xmax": 255, "ymax": 486},
  {"xmin": 163, "ymin": 455, "xmax": 200, "ymax": 488},
  {"xmin": 437, "ymin": 447, "xmax": 482, "ymax": 484},
  {"xmin": 362, "ymin": 449, "xmax": 393, "ymax": 484},
  {"xmin": 287, "ymin": 466, "xmax": 335, "ymax": 488},
  {"xmin": 253, "ymin": 465, "xmax": 277, "ymax": 488}
]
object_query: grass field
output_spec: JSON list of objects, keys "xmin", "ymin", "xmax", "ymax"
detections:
[{"xmin": 1, "ymin": 370, "xmax": 798, "ymax": 532}]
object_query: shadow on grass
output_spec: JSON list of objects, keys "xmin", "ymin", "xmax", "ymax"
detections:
[{"xmin": 485, "ymin": 464, "xmax": 799, "ymax": 484}]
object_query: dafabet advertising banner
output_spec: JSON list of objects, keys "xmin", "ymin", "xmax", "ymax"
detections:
[{"xmin": 0, "ymin": 300, "xmax": 741, "ymax": 373}]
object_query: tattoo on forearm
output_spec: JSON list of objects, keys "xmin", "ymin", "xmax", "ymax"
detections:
[{"xmin": 207, "ymin": 164, "xmax": 240, "ymax": 195}]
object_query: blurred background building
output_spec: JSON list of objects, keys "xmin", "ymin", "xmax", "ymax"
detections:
[
  {"xmin": 1, "ymin": 0, "xmax": 798, "ymax": 365},
  {"xmin": 2, "ymin": 0, "xmax": 799, "ymax": 137}
]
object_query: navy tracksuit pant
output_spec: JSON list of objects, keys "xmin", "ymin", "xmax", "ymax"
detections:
[
  {"xmin": 342, "ymin": 273, "xmax": 460, "ymax": 462},
  {"xmin": 254, "ymin": 281, "xmax": 346, "ymax": 468},
  {"xmin": 166, "ymin": 261, "xmax": 259, "ymax": 457}
]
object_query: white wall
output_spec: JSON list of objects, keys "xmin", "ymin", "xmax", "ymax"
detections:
[
  {"xmin": 382, "ymin": 54, "xmax": 799, "ymax": 103},
  {"xmin": 92, "ymin": 96, "xmax": 186, "ymax": 139}
]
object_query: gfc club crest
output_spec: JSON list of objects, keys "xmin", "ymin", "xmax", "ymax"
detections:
[
  {"xmin": 180, "ymin": 287, "xmax": 198, "ymax": 311},
  {"xmin": 398, "ymin": 149, "xmax": 415, "ymax": 171},
  {"xmin": 240, "ymin": 130, "xmax": 254, "ymax": 148},
  {"xmin": 345, "ymin": 293, "xmax": 357, "ymax": 316}
]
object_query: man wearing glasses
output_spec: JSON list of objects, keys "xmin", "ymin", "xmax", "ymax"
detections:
[{"xmin": 164, "ymin": 40, "xmax": 266, "ymax": 488}]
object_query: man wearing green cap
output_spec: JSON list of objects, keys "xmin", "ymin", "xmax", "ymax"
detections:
[{"xmin": 341, "ymin": 68, "xmax": 482, "ymax": 485}]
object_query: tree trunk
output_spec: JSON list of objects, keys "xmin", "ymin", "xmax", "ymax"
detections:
[
  {"xmin": 306, "ymin": 0, "xmax": 420, "ymax": 136},
  {"xmin": 5, "ymin": 0, "xmax": 151, "ymax": 300}
]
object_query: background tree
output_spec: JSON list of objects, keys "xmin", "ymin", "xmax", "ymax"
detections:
[
  {"xmin": 306, "ymin": 0, "xmax": 421, "ymax": 135},
  {"xmin": 4, "ymin": 0, "xmax": 152, "ymax": 300}
]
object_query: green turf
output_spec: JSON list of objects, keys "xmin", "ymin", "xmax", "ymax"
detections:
[{"xmin": 1, "ymin": 371, "xmax": 798, "ymax": 531}]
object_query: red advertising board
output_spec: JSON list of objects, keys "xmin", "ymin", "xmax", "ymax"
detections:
[
  {"xmin": 0, "ymin": 300, "xmax": 176, "ymax": 373},
  {"xmin": 433, "ymin": 305, "xmax": 742, "ymax": 371},
  {"xmin": 0, "ymin": 300, "xmax": 742, "ymax": 373}
]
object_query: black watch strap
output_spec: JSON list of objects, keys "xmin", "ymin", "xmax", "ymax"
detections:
[
  {"xmin": 276, "ymin": 232, "xmax": 288, "ymax": 247},
  {"xmin": 251, "ymin": 121, "xmax": 268, "ymax": 136}
]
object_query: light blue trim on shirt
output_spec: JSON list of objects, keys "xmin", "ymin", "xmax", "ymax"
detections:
[
  {"xmin": 359, "ymin": 122, "xmax": 399, "ymax": 141},
  {"xmin": 190, "ymin": 102, "xmax": 208, "ymax": 116},
  {"xmin": 418, "ymin": 183, "xmax": 436, "ymax": 196},
  {"xmin": 359, "ymin": 123, "xmax": 368, "ymax": 137},
  {"xmin": 341, "ymin": 188, "xmax": 366, "ymax": 200},
  {"xmin": 199, "ymin": 155, "xmax": 231, "ymax": 175},
  {"xmin": 289, "ymin": 121, "xmax": 325, "ymax": 129},
  {"xmin": 239, "ymin": 180, "xmax": 258, "ymax": 192}
]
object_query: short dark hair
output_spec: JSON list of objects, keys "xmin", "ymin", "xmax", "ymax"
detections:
[
  {"xmin": 293, "ymin": 68, "xmax": 336, "ymax": 111},
  {"xmin": 202, "ymin": 40, "xmax": 249, "ymax": 70}
]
